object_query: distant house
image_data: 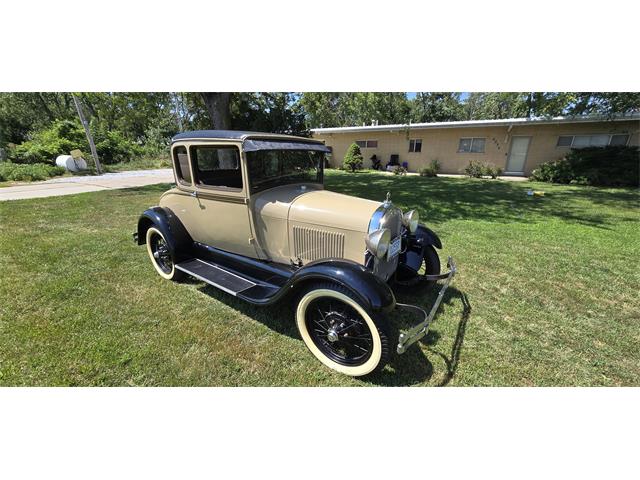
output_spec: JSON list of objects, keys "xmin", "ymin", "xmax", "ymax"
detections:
[{"xmin": 311, "ymin": 114, "xmax": 640, "ymax": 175}]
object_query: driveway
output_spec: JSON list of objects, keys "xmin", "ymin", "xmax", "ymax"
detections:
[{"xmin": 0, "ymin": 169, "xmax": 174, "ymax": 201}]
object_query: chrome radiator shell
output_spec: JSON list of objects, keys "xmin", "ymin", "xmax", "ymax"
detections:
[{"xmin": 367, "ymin": 202, "xmax": 403, "ymax": 281}]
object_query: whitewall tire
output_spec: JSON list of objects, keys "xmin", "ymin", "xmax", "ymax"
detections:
[
  {"xmin": 295, "ymin": 284, "xmax": 389, "ymax": 376},
  {"xmin": 145, "ymin": 227, "xmax": 183, "ymax": 281}
]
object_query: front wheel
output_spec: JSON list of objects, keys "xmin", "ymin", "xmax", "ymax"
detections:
[{"xmin": 295, "ymin": 283, "xmax": 390, "ymax": 376}]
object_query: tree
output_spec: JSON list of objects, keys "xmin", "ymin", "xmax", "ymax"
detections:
[
  {"xmin": 300, "ymin": 92, "xmax": 411, "ymax": 128},
  {"xmin": 565, "ymin": 93, "xmax": 640, "ymax": 117},
  {"xmin": 342, "ymin": 143, "xmax": 363, "ymax": 172},
  {"xmin": 201, "ymin": 93, "xmax": 231, "ymax": 129},
  {"xmin": 410, "ymin": 92, "xmax": 464, "ymax": 123},
  {"xmin": 463, "ymin": 93, "xmax": 529, "ymax": 120},
  {"xmin": 230, "ymin": 92, "xmax": 307, "ymax": 135},
  {"xmin": 0, "ymin": 93, "xmax": 75, "ymax": 147},
  {"xmin": 298, "ymin": 92, "xmax": 343, "ymax": 128}
]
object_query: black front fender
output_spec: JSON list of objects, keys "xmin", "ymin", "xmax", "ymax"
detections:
[
  {"xmin": 413, "ymin": 224, "xmax": 442, "ymax": 249},
  {"xmin": 398, "ymin": 224, "xmax": 442, "ymax": 273},
  {"xmin": 289, "ymin": 259, "xmax": 396, "ymax": 314},
  {"xmin": 136, "ymin": 207, "xmax": 192, "ymax": 259}
]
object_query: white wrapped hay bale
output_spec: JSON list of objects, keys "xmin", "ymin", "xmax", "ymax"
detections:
[{"xmin": 55, "ymin": 155, "xmax": 88, "ymax": 172}]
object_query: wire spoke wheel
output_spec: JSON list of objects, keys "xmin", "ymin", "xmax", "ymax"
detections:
[
  {"xmin": 304, "ymin": 295, "xmax": 375, "ymax": 367},
  {"xmin": 145, "ymin": 226, "xmax": 183, "ymax": 281},
  {"xmin": 150, "ymin": 234, "xmax": 173, "ymax": 274}
]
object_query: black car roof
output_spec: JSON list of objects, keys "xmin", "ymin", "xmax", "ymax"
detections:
[{"xmin": 171, "ymin": 130, "xmax": 321, "ymax": 144}]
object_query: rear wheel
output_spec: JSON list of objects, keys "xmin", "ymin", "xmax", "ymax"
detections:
[
  {"xmin": 295, "ymin": 283, "xmax": 390, "ymax": 376},
  {"xmin": 145, "ymin": 227, "xmax": 184, "ymax": 281}
]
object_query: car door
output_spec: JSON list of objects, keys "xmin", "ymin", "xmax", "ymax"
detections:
[{"xmin": 183, "ymin": 142, "xmax": 259, "ymax": 258}]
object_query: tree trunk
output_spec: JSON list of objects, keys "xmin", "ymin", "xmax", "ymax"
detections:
[
  {"xmin": 72, "ymin": 93, "xmax": 103, "ymax": 175},
  {"xmin": 201, "ymin": 93, "xmax": 232, "ymax": 129}
]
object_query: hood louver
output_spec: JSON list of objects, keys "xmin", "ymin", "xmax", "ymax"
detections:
[{"xmin": 293, "ymin": 226, "xmax": 345, "ymax": 262}]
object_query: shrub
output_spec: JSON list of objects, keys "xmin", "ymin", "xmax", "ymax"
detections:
[
  {"xmin": 530, "ymin": 159, "xmax": 574, "ymax": 183},
  {"xmin": 8, "ymin": 120, "xmax": 86, "ymax": 164},
  {"xmin": 483, "ymin": 164, "xmax": 503, "ymax": 179},
  {"xmin": 530, "ymin": 146, "xmax": 639, "ymax": 187},
  {"xmin": 8, "ymin": 119, "xmax": 143, "ymax": 165},
  {"xmin": 420, "ymin": 159, "xmax": 441, "ymax": 177},
  {"xmin": 464, "ymin": 160, "xmax": 503, "ymax": 179},
  {"xmin": 342, "ymin": 143, "xmax": 363, "ymax": 172},
  {"xmin": 0, "ymin": 162, "xmax": 65, "ymax": 182},
  {"xmin": 392, "ymin": 165, "xmax": 407, "ymax": 175},
  {"xmin": 463, "ymin": 160, "xmax": 485, "ymax": 178},
  {"xmin": 92, "ymin": 125, "xmax": 143, "ymax": 164}
]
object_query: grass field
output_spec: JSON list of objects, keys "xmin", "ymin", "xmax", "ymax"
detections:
[{"xmin": 1, "ymin": 170, "xmax": 638, "ymax": 386}]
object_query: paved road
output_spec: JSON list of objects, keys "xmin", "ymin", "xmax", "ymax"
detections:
[{"xmin": 0, "ymin": 169, "xmax": 174, "ymax": 201}]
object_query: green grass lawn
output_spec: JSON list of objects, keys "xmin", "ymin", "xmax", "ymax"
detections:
[{"xmin": 1, "ymin": 170, "xmax": 638, "ymax": 386}]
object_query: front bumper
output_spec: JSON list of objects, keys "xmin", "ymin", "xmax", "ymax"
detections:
[{"xmin": 396, "ymin": 256, "xmax": 457, "ymax": 354}]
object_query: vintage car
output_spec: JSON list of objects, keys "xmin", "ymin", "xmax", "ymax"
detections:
[{"xmin": 134, "ymin": 130, "xmax": 455, "ymax": 376}]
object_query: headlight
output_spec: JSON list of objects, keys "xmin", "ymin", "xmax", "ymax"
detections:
[
  {"xmin": 365, "ymin": 228, "xmax": 391, "ymax": 259},
  {"xmin": 402, "ymin": 209, "xmax": 419, "ymax": 233}
]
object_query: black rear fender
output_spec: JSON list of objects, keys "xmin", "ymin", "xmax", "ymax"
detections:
[{"xmin": 136, "ymin": 207, "xmax": 192, "ymax": 259}]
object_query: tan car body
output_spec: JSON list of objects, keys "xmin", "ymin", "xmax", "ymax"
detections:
[{"xmin": 161, "ymin": 137, "xmax": 382, "ymax": 267}]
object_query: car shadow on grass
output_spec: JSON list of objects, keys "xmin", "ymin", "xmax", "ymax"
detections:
[
  {"xmin": 362, "ymin": 287, "xmax": 471, "ymax": 387},
  {"xmin": 194, "ymin": 277, "xmax": 471, "ymax": 387}
]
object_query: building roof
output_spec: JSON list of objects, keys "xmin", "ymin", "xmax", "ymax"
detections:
[
  {"xmin": 310, "ymin": 113, "xmax": 640, "ymax": 134},
  {"xmin": 172, "ymin": 130, "xmax": 321, "ymax": 144}
]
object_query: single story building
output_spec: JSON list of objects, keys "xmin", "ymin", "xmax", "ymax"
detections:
[{"xmin": 311, "ymin": 114, "xmax": 640, "ymax": 175}]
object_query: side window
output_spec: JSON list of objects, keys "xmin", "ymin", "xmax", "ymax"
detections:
[
  {"xmin": 190, "ymin": 145, "xmax": 243, "ymax": 190},
  {"xmin": 173, "ymin": 146, "xmax": 192, "ymax": 185}
]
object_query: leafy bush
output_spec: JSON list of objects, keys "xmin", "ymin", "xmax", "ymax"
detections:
[
  {"xmin": 464, "ymin": 160, "xmax": 503, "ymax": 179},
  {"xmin": 8, "ymin": 120, "xmax": 143, "ymax": 165},
  {"xmin": 419, "ymin": 159, "xmax": 441, "ymax": 177},
  {"xmin": 0, "ymin": 162, "xmax": 65, "ymax": 182},
  {"xmin": 483, "ymin": 164, "xmax": 503, "ymax": 179},
  {"xmin": 8, "ymin": 121, "xmax": 86, "ymax": 164},
  {"xmin": 530, "ymin": 159, "xmax": 574, "ymax": 183},
  {"xmin": 463, "ymin": 160, "xmax": 485, "ymax": 178},
  {"xmin": 342, "ymin": 143, "xmax": 363, "ymax": 172},
  {"xmin": 392, "ymin": 165, "xmax": 407, "ymax": 176},
  {"xmin": 530, "ymin": 146, "xmax": 639, "ymax": 187},
  {"xmin": 92, "ymin": 125, "xmax": 143, "ymax": 164}
]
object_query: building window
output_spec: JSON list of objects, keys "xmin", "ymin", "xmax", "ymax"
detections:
[
  {"xmin": 458, "ymin": 137, "xmax": 485, "ymax": 153},
  {"xmin": 557, "ymin": 136, "xmax": 573, "ymax": 147},
  {"xmin": 556, "ymin": 134, "xmax": 630, "ymax": 148},
  {"xmin": 356, "ymin": 140, "xmax": 378, "ymax": 149},
  {"xmin": 409, "ymin": 139, "xmax": 422, "ymax": 153},
  {"xmin": 611, "ymin": 134, "xmax": 630, "ymax": 146}
]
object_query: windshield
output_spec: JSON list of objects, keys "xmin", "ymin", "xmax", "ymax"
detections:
[{"xmin": 246, "ymin": 149, "xmax": 324, "ymax": 193}]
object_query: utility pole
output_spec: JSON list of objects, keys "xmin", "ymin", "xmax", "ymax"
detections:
[{"xmin": 72, "ymin": 93, "xmax": 102, "ymax": 175}]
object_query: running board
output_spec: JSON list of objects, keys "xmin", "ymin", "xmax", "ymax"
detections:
[{"xmin": 175, "ymin": 258, "xmax": 256, "ymax": 296}]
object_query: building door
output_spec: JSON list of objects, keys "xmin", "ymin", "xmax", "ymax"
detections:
[{"xmin": 506, "ymin": 136, "xmax": 531, "ymax": 174}]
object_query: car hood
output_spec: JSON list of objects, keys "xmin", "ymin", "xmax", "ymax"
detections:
[{"xmin": 252, "ymin": 185, "xmax": 381, "ymax": 232}]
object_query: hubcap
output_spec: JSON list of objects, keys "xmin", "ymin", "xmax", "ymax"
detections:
[{"xmin": 327, "ymin": 328, "xmax": 339, "ymax": 342}]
